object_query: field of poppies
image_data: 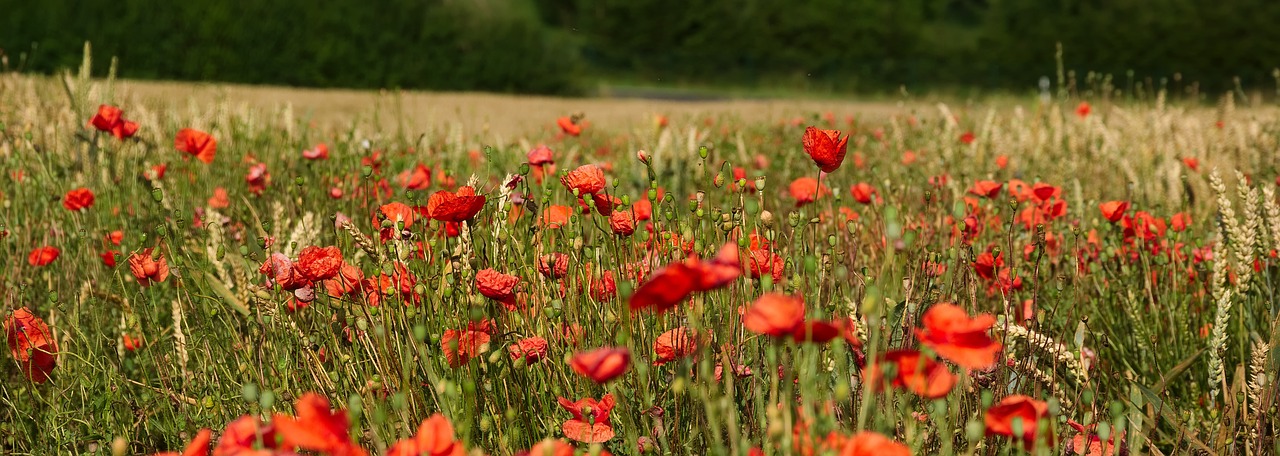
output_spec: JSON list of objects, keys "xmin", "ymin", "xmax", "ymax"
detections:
[{"xmin": 2, "ymin": 65, "xmax": 1278, "ymax": 456}]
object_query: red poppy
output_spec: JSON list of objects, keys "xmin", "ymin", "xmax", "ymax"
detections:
[
  {"xmin": 63, "ymin": 187, "xmax": 95, "ymax": 211},
  {"xmin": 107, "ymin": 230, "xmax": 124, "ymax": 246},
  {"xmin": 441, "ymin": 327, "xmax": 491, "ymax": 368},
  {"xmin": 1181, "ymin": 157, "xmax": 1199, "ymax": 172},
  {"xmin": 521, "ymin": 439, "xmax": 576, "ymax": 456},
  {"xmin": 476, "ymin": 268, "xmax": 519, "ymax": 306},
  {"xmin": 5, "ymin": 307, "xmax": 58, "ymax": 383},
  {"xmin": 540, "ymin": 205, "xmax": 573, "ymax": 228},
  {"xmin": 608, "ymin": 209, "xmax": 636, "ymax": 236},
  {"xmin": 153, "ymin": 428, "xmax": 212, "ymax": 456},
  {"xmin": 914, "ymin": 303, "xmax": 1001, "ymax": 369},
  {"xmin": 864, "ymin": 350, "xmax": 956, "ymax": 399},
  {"xmin": 1065, "ymin": 420, "xmax": 1123, "ymax": 456},
  {"xmin": 959, "ymin": 131, "xmax": 976, "ymax": 144},
  {"xmin": 101, "ymin": 250, "xmax": 120, "ymax": 267},
  {"xmin": 213, "ymin": 415, "xmax": 285, "ymax": 456},
  {"xmin": 1075, "ymin": 101, "xmax": 1091, "ymax": 118},
  {"xmin": 246, "ymin": 163, "xmax": 270, "ymax": 195},
  {"xmin": 742, "ymin": 293, "xmax": 805, "ymax": 338},
  {"xmin": 802, "ymin": 126, "xmax": 849, "ymax": 173},
  {"xmin": 840, "ymin": 431, "xmax": 912, "ymax": 456},
  {"xmin": 386, "ymin": 414, "xmax": 464, "ymax": 456},
  {"xmin": 89, "ymin": 105, "xmax": 139, "ymax": 140},
  {"xmin": 973, "ymin": 251, "xmax": 1003, "ymax": 280},
  {"xmin": 557, "ymin": 395, "xmax": 616, "ymax": 443},
  {"xmin": 399, "ymin": 164, "xmax": 432, "ymax": 190},
  {"xmin": 849, "ymin": 182, "xmax": 875, "ymax": 205},
  {"xmin": 570, "ymin": 347, "xmax": 630, "ymax": 383},
  {"xmin": 538, "ymin": 253, "xmax": 570, "ymax": 279},
  {"xmin": 28, "ymin": 246, "xmax": 60, "ymax": 266},
  {"xmin": 1099, "ymin": 201, "xmax": 1129, "ymax": 223},
  {"xmin": 1031, "ymin": 182, "xmax": 1059, "ymax": 202},
  {"xmin": 259, "ymin": 253, "xmax": 308, "ymax": 291},
  {"xmin": 561, "ymin": 164, "xmax": 606, "ymax": 195},
  {"xmin": 995, "ymin": 155, "xmax": 1009, "ymax": 169},
  {"xmin": 508, "ymin": 337, "xmax": 549, "ymax": 364},
  {"xmin": 746, "ymin": 248, "xmax": 785, "ymax": 281},
  {"xmin": 128, "ymin": 248, "xmax": 171, "ymax": 287},
  {"xmin": 629, "ymin": 243, "xmax": 742, "ymax": 313},
  {"xmin": 788, "ymin": 177, "xmax": 831, "ymax": 206},
  {"xmin": 175, "ymin": 128, "xmax": 217, "ymax": 164},
  {"xmin": 122, "ymin": 333, "xmax": 144, "ymax": 352},
  {"xmin": 423, "ymin": 187, "xmax": 486, "ymax": 223},
  {"xmin": 968, "ymin": 180, "xmax": 1003, "ymax": 198},
  {"xmin": 984, "ymin": 394, "xmax": 1052, "ymax": 449},
  {"xmin": 208, "ymin": 187, "xmax": 230, "ymax": 209},
  {"xmin": 273, "ymin": 393, "xmax": 367, "ymax": 456},
  {"xmin": 1170, "ymin": 212, "xmax": 1191, "ymax": 232},
  {"xmin": 653, "ymin": 327, "xmax": 702, "ymax": 365},
  {"xmin": 296, "ymin": 246, "xmax": 343, "ymax": 282},
  {"xmin": 557, "ymin": 116, "xmax": 582, "ymax": 136},
  {"xmin": 302, "ymin": 143, "xmax": 329, "ymax": 160},
  {"xmin": 377, "ymin": 202, "xmax": 417, "ymax": 229},
  {"xmin": 528, "ymin": 145, "xmax": 554, "ymax": 166},
  {"xmin": 322, "ymin": 263, "xmax": 364, "ymax": 297}
]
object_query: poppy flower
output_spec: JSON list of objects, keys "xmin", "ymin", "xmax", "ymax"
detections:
[
  {"xmin": 107, "ymin": 230, "xmax": 124, "ymax": 246},
  {"xmin": 508, "ymin": 337, "xmax": 549, "ymax": 364},
  {"xmin": 122, "ymin": 333, "xmax": 144, "ymax": 352},
  {"xmin": 476, "ymin": 268, "xmax": 519, "ymax": 307},
  {"xmin": 653, "ymin": 327, "xmax": 703, "ymax": 365},
  {"xmin": 570, "ymin": 346, "xmax": 630, "ymax": 383},
  {"xmin": 302, "ymin": 143, "xmax": 329, "ymax": 160},
  {"xmin": 245, "ymin": 163, "xmax": 270, "ymax": 195},
  {"xmin": 984, "ymin": 394, "xmax": 1052, "ymax": 449},
  {"xmin": 89, "ymin": 105, "xmax": 140, "ymax": 140},
  {"xmin": 1170, "ymin": 212, "xmax": 1191, "ymax": 232},
  {"xmin": 1075, "ymin": 102, "xmax": 1092, "ymax": 118},
  {"xmin": 152, "ymin": 428, "xmax": 211, "ymax": 456},
  {"xmin": 296, "ymin": 246, "xmax": 343, "ymax": 282},
  {"xmin": 214, "ymin": 415, "xmax": 285, "ymax": 455},
  {"xmin": 540, "ymin": 205, "xmax": 573, "ymax": 228},
  {"xmin": 63, "ymin": 187, "xmax": 95, "ymax": 211},
  {"xmin": 399, "ymin": 164, "xmax": 432, "ymax": 190},
  {"xmin": 840, "ymin": 431, "xmax": 911, "ymax": 456},
  {"xmin": 423, "ymin": 187, "xmax": 486, "ymax": 223},
  {"xmin": 849, "ymin": 183, "xmax": 876, "ymax": 205},
  {"xmin": 538, "ymin": 253, "xmax": 570, "ymax": 279},
  {"xmin": 128, "ymin": 248, "xmax": 171, "ymax": 287},
  {"xmin": 1065, "ymin": 420, "xmax": 1123, "ymax": 456},
  {"xmin": 788, "ymin": 177, "xmax": 831, "ymax": 206},
  {"xmin": 208, "ymin": 187, "xmax": 230, "ymax": 209},
  {"xmin": 1099, "ymin": 201, "xmax": 1130, "ymax": 223},
  {"xmin": 441, "ymin": 327, "xmax": 491, "ymax": 368},
  {"xmin": 973, "ymin": 251, "xmax": 1002, "ymax": 280},
  {"xmin": 802, "ymin": 126, "xmax": 849, "ymax": 173},
  {"xmin": 959, "ymin": 131, "xmax": 976, "ymax": 144},
  {"xmin": 273, "ymin": 393, "xmax": 367, "ymax": 456},
  {"xmin": 259, "ymin": 253, "xmax": 308, "ymax": 291},
  {"xmin": 1031, "ymin": 183, "xmax": 1059, "ymax": 202},
  {"xmin": 968, "ymin": 180, "xmax": 1003, "ymax": 198},
  {"xmin": 101, "ymin": 250, "xmax": 120, "ymax": 267},
  {"xmin": 557, "ymin": 395, "xmax": 616, "ymax": 443},
  {"xmin": 864, "ymin": 350, "xmax": 956, "ymax": 399},
  {"xmin": 609, "ymin": 209, "xmax": 636, "ymax": 236},
  {"xmin": 995, "ymin": 155, "xmax": 1009, "ymax": 169},
  {"xmin": 746, "ymin": 247, "xmax": 785, "ymax": 281},
  {"xmin": 629, "ymin": 243, "xmax": 742, "ymax": 313},
  {"xmin": 175, "ymin": 128, "xmax": 217, "ymax": 164},
  {"xmin": 522, "ymin": 439, "xmax": 577, "ymax": 456},
  {"xmin": 323, "ymin": 263, "xmax": 365, "ymax": 297},
  {"xmin": 377, "ymin": 202, "xmax": 417, "ymax": 229},
  {"xmin": 5, "ymin": 307, "xmax": 58, "ymax": 383},
  {"xmin": 561, "ymin": 164, "xmax": 606, "ymax": 195},
  {"xmin": 742, "ymin": 293, "xmax": 805, "ymax": 338},
  {"xmin": 386, "ymin": 414, "xmax": 465, "ymax": 456},
  {"xmin": 528, "ymin": 145, "xmax": 554, "ymax": 166},
  {"xmin": 557, "ymin": 116, "xmax": 582, "ymax": 136},
  {"xmin": 28, "ymin": 246, "xmax": 60, "ymax": 266},
  {"xmin": 1181, "ymin": 157, "xmax": 1199, "ymax": 172},
  {"xmin": 914, "ymin": 303, "xmax": 1001, "ymax": 369}
]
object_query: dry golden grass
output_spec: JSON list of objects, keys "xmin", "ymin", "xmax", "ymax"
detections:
[{"xmin": 117, "ymin": 79, "xmax": 913, "ymax": 137}]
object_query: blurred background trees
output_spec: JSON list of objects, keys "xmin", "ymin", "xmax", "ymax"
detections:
[{"xmin": 3, "ymin": 0, "xmax": 1278, "ymax": 96}]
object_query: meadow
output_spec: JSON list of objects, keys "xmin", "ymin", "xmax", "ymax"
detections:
[{"xmin": 1, "ymin": 59, "xmax": 1278, "ymax": 456}]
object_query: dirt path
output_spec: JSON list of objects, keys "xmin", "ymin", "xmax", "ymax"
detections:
[{"xmin": 118, "ymin": 80, "xmax": 914, "ymax": 137}]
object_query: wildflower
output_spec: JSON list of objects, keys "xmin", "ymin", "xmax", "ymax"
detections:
[
  {"xmin": 302, "ymin": 143, "xmax": 329, "ymax": 160},
  {"xmin": 476, "ymin": 268, "xmax": 519, "ymax": 307},
  {"xmin": 273, "ymin": 393, "xmax": 367, "ymax": 456},
  {"xmin": 441, "ymin": 326, "xmax": 491, "ymax": 368},
  {"xmin": 1065, "ymin": 420, "xmax": 1123, "ymax": 456},
  {"xmin": 788, "ymin": 177, "xmax": 830, "ymax": 206},
  {"xmin": 841, "ymin": 431, "xmax": 912, "ymax": 456},
  {"xmin": 1171, "ymin": 212, "xmax": 1192, "ymax": 232},
  {"xmin": 973, "ymin": 251, "xmax": 1003, "ymax": 280},
  {"xmin": 175, "ymin": 128, "xmax": 217, "ymax": 164},
  {"xmin": 400, "ymin": 164, "xmax": 432, "ymax": 190},
  {"xmin": 5, "ymin": 307, "xmax": 58, "ymax": 383},
  {"xmin": 558, "ymin": 395, "xmax": 616, "ymax": 443},
  {"xmin": 246, "ymin": 163, "xmax": 270, "ymax": 195},
  {"xmin": 801, "ymin": 126, "xmax": 849, "ymax": 173},
  {"xmin": 914, "ymin": 303, "xmax": 1001, "ymax": 369},
  {"xmin": 122, "ymin": 333, "xmax": 144, "ymax": 352},
  {"xmin": 128, "ymin": 248, "xmax": 171, "ymax": 287},
  {"xmin": 63, "ymin": 187, "xmax": 95, "ymax": 211},
  {"xmin": 629, "ymin": 243, "xmax": 742, "ymax": 313},
  {"xmin": 508, "ymin": 337, "xmax": 549, "ymax": 364},
  {"xmin": 28, "ymin": 246, "xmax": 60, "ymax": 266},
  {"xmin": 742, "ymin": 293, "xmax": 805, "ymax": 338},
  {"xmin": 423, "ymin": 187, "xmax": 486, "ymax": 223},
  {"xmin": 296, "ymin": 246, "xmax": 343, "ymax": 282},
  {"xmin": 557, "ymin": 116, "xmax": 582, "ymax": 136},
  {"xmin": 653, "ymin": 327, "xmax": 702, "ymax": 365},
  {"xmin": 968, "ymin": 180, "xmax": 1003, "ymax": 198},
  {"xmin": 107, "ymin": 230, "xmax": 124, "ymax": 246},
  {"xmin": 214, "ymin": 415, "xmax": 285, "ymax": 456},
  {"xmin": 849, "ymin": 182, "xmax": 876, "ymax": 205},
  {"xmin": 259, "ymin": 253, "xmax": 308, "ymax": 291},
  {"xmin": 540, "ymin": 205, "xmax": 573, "ymax": 228},
  {"xmin": 570, "ymin": 347, "xmax": 630, "ymax": 383},
  {"xmin": 960, "ymin": 131, "xmax": 976, "ymax": 144},
  {"xmin": 101, "ymin": 250, "xmax": 120, "ymax": 267},
  {"xmin": 1075, "ymin": 101, "xmax": 1092, "ymax": 118},
  {"xmin": 208, "ymin": 187, "xmax": 230, "ymax": 209},
  {"xmin": 609, "ymin": 209, "xmax": 636, "ymax": 236},
  {"xmin": 984, "ymin": 394, "xmax": 1052, "ymax": 449},
  {"xmin": 864, "ymin": 350, "xmax": 956, "ymax": 399},
  {"xmin": 1181, "ymin": 157, "xmax": 1199, "ymax": 172},
  {"xmin": 151, "ymin": 428, "xmax": 211, "ymax": 456},
  {"xmin": 1099, "ymin": 201, "xmax": 1130, "ymax": 223},
  {"xmin": 89, "ymin": 105, "xmax": 140, "ymax": 140},
  {"xmin": 538, "ymin": 253, "xmax": 570, "ymax": 279},
  {"xmin": 561, "ymin": 164, "xmax": 606, "ymax": 195},
  {"xmin": 386, "ymin": 414, "xmax": 465, "ymax": 456}
]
